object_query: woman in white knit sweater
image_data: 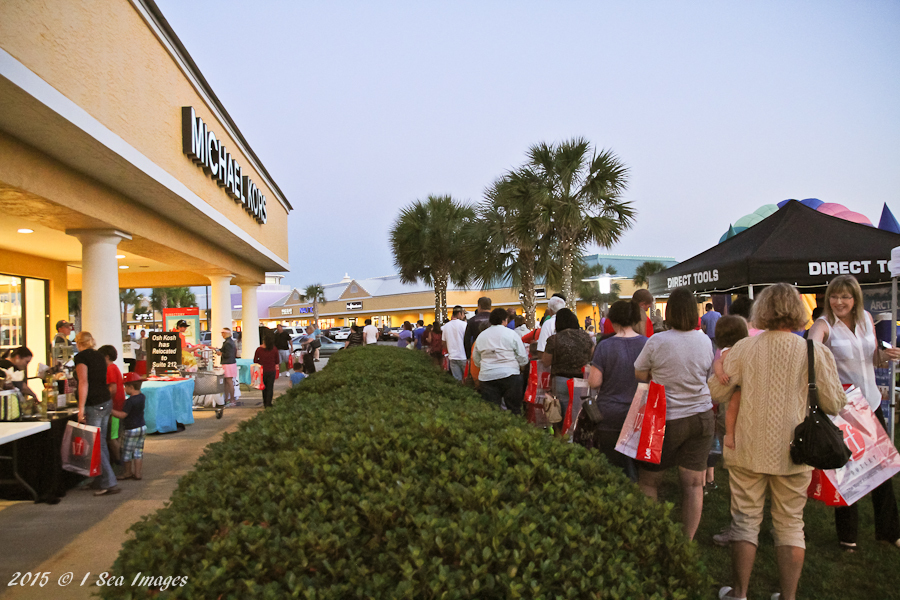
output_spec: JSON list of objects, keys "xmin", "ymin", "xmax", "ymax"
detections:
[{"xmin": 710, "ymin": 283, "xmax": 845, "ymax": 600}]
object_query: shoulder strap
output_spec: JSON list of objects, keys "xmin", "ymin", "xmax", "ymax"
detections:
[{"xmin": 807, "ymin": 338, "xmax": 819, "ymax": 412}]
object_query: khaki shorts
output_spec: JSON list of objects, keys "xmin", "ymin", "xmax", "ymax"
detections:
[
  {"xmin": 639, "ymin": 409, "xmax": 715, "ymax": 473},
  {"xmin": 729, "ymin": 465, "xmax": 811, "ymax": 548}
]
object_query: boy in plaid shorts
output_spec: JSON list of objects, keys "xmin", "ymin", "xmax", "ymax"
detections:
[{"xmin": 112, "ymin": 372, "xmax": 146, "ymax": 480}]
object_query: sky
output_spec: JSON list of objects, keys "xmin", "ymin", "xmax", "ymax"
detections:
[{"xmin": 155, "ymin": 0, "xmax": 900, "ymax": 290}]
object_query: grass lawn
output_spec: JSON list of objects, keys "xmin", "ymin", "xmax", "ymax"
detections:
[{"xmin": 657, "ymin": 463, "xmax": 900, "ymax": 599}]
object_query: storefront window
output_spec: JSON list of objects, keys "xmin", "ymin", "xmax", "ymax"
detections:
[
  {"xmin": 0, "ymin": 275, "xmax": 47, "ymax": 377},
  {"xmin": 0, "ymin": 275, "xmax": 22, "ymax": 351}
]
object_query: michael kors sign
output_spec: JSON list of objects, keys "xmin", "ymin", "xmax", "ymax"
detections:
[{"xmin": 182, "ymin": 107, "xmax": 267, "ymax": 224}]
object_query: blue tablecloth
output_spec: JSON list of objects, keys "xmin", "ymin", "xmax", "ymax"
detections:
[
  {"xmin": 142, "ymin": 379, "xmax": 195, "ymax": 434},
  {"xmin": 236, "ymin": 358, "xmax": 254, "ymax": 385}
]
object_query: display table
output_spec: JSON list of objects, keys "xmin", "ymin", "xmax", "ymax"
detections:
[
  {"xmin": 143, "ymin": 379, "xmax": 195, "ymax": 434},
  {"xmin": 236, "ymin": 358, "xmax": 254, "ymax": 386},
  {"xmin": 1, "ymin": 420, "xmax": 79, "ymax": 503}
]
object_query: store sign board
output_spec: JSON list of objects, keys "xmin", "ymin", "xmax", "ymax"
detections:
[
  {"xmin": 148, "ymin": 332, "xmax": 182, "ymax": 373},
  {"xmin": 181, "ymin": 107, "xmax": 267, "ymax": 224},
  {"xmin": 281, "ymin": 308, "xmax": 293, "ymax": 315},
  {"xmin": 347, "ymin": 301, "xmax": 362, "ymax": 310},
  {"xmin": 162, "ymin": 307, "xmax": 201, "ymax": 346}
]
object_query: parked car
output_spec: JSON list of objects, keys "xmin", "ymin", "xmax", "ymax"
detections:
[
  {"xmin": 291, "ymin": 334, "xmax": 343, "ymax": 358},
  {"xmin": 200, "ymin": 331, "xmax": 212, "ymax": 346},
  {"xmin": 331, "ymin": 327, "xmax": 352, "ymax": 340}
]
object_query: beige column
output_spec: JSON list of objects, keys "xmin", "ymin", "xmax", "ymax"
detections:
[
  {"xmin": 207, "ymin": 273, "xmax": 234, "ymax": 338},
  {"xmin": 67, "ymin": 229, "xmax": 132, "ymax": 367},
  {"xmin": 239, "ymin": 283, "xmax": 260, "ymax": 358}
]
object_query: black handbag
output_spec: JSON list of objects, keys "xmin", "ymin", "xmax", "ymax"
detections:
[{"xmin": 789, "ymin": 339, "xmax": 852, "ymax": 470}]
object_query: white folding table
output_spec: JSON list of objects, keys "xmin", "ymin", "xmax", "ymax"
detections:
[{"xmin": 0, "ymin": 422, "xmax": 52, "ymax": 501}]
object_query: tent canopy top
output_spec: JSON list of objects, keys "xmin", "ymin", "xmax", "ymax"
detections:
[{"xmin": 649, "ymin": 201, "xmax": 900, "ymax": 296}]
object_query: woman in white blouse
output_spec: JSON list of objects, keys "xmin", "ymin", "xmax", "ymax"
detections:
[{"xmin": 808, "ymin": 274, "xmax": 900, "ymax": 552}]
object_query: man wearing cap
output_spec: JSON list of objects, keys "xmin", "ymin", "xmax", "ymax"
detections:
[
  {"xmin": 53, "ymin": 320, "xmax": 74, "ymax": 347},
  {"xmin": 536, "ymin": 295, "xmax": 567, "ymax": 357},
  {"xmin": 174, "ymin": 320, "xmax": 200, "ymax": 351}
]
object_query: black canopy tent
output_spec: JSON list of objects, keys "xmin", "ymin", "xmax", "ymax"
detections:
[{"xmin": 648, "ymin": 200, "xmax": 900, "ymax": 297}]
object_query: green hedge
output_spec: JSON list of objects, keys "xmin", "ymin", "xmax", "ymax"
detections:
[{"xmin": 104, "ymin": 346, "xmax": 710, "ymax": 599}]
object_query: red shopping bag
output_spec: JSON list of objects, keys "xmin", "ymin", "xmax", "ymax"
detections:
[
  {"xmin": 808, "ymin": 468, "xmax": 849, "ymax": 506},
  {"xmin": 250, "ymin": 364, "xmax": 264, "ymax": 390},
  {"xmin": 523, "ymin": 362, "xmax": 537, "ymax": 403},
  {"xmin": 615, "ymin": 381, "xmax": 667, "ymax": 464},
  {"xmin": 559, "ymin": 377, "xmax": 591, "ymax": 436},
  {"xmin": 288, "ymin": 353, "xmax": 294, "ymax": 369},
  {"xmin": 807, "ymin": 387, "xmax": 900, "ymax": 506},
  {"xmin": 60, "ymin": 421, "xmax": 101, "ymax": 477}
]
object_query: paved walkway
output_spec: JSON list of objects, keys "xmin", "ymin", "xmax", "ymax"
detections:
[{"xmin": 0, "ymin": 372, "xmax": 302, "ymax": 599}]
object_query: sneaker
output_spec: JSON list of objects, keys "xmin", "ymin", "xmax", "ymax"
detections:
[
  {"xmin": 771, "ymin": 593, "xmax": 782, "ymax": 600},
  {"xmin": 94, "ymin": 486, "xmax": 121, "ymax": 496},
  {"xmin": 713, "ymin": 524, "xmax": 734, "ymax": 546},
  {"xmin": 718, "ymin": 587, "xmax": 746, "ymax": 600}
]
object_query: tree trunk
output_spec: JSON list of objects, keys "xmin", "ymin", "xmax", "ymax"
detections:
[
  {"xmin": 313, "ymin": 299, "xmax": 319, "ymax": 328},
  {"xmin": 561, "ymin": 245, "xmax": 575, "ymax": 310},
  {"xmin": 520, "ymin": 251, "xmax": 536, "ymax": 329},
  {"xmin": 433, "ymin": 272, "xmax": 448, "ymax": 323}
]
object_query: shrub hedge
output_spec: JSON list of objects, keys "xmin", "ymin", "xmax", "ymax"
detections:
[{"xmin": 103, "ymin": 346, "xmax": 710, "ymax": 599}]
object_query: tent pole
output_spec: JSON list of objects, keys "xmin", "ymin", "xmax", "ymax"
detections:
[
  {"xmin": 892, "ymin": 277, "xmax": 897, "ymax": 443},
  {"xmin": 748, "ymin": 284, "xmax": 754, "ymax": 300}
]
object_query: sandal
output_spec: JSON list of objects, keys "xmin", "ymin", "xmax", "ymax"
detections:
[
  {"xmin": 119, "ymin": 475, "xmax": 136, "ymax": 480},
  {"xmin": 839, "ymin": 542, "xmax": 858, "ymax": 552}
]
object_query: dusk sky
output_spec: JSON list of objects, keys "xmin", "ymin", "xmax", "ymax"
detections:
[{"xmin": 155, "ymin": 0, "xmax": 900, "ymax": 290}]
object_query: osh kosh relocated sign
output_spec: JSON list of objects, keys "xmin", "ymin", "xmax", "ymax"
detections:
[{"xmin": 182, "ymin": 107, "xmax": 267, "ymax": 224}]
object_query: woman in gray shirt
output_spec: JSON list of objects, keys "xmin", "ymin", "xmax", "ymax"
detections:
[{"xmin": 634, "ymin": 287, "xmax": 715, "ymax": 540}]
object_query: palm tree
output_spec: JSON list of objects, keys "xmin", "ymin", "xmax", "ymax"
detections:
[
  {"xmin": 119, "ymin": 288, "xmax": 142, "ymax": 338},
  {"xmin": 169, "ymin": 287, "xmax": 197, "ymax": 308},
  {"xmin": 527, "ymin": 138, "xmax": 634, "ymax": 309},
  {"xmin": 632, "ymin": 260, "xmax": 668, "ymax": 288},
  {"xmin": 301, "ymin": 284, "xmax": 327, "ymax": 328},
  {"xmin": 468, "ymin": 170, "xmax": 552, "ymax": 328},
  {"xmin": 149, "ymin": 287, "xmax": 197, "ymax": 330},
  {"xmin": 390, "ymin": 195, "xmax": 475, "ymax": 323}
]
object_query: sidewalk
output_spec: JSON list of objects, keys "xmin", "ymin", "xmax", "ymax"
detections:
[{"xmin": 0, "ymin": 374, "xmax": 296, "ymax": 599}]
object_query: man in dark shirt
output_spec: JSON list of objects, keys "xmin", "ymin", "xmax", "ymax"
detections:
[
  {"xmin": 464, "ymin": 297, "xmax": 493, "ymax": 360},
  {"xmin": 273, "ymin": 324, "xmax": 292, "ymax": 375}
]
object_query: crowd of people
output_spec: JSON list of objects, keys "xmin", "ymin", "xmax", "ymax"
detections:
[{"xmin": 389, "ymin": 276, "xmax": 900, "ymax": 600}]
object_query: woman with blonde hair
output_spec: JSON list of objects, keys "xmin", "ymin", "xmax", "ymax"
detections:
[
  {"xmin": 711, "ymin": 283, "xmax": 845, "ymax": 600},
  {"xmin": 74, "ymin": 331, "xmax": 120, "ymax": 496},
  {"xmin": 808, "ymin": 274, "xmax": 900, "ymax": 552}
]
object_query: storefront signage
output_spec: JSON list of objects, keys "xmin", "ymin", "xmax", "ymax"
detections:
[
  {"xmin": 281, "ymin": 308, "xmax": 293, "ymax": 315},
  {"xmin": 298, "ymin": 307, "xmax": 313, "ymax": 313},
  {"xmin": 148, "ymin": 332, "xmax": 182, "ymax": 373},
  {"xmin": 181, "ymin": 107, "xmax": 267, "ymax": 224},
  {"xmin": 347, "ymin": 301, "xmax": 362, "ymax": 310}
]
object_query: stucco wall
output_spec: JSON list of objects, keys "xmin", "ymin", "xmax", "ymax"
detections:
[{"xmin": 0, "ymin": 0, "xmax": 288, "ymax": 262}]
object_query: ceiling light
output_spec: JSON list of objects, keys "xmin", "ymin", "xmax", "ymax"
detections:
[
  {"xmin": 119, "ymin": 265, "xmax": 129, "ymax": 269},
  {"xmin": 116, "ymin": 255, "xmax": 126, "ymax": 259},
  {"xmin": 17, "ymin": 228, "xmax": 34, "ymax": 234}
]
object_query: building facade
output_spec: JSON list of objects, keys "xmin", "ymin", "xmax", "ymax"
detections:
[
  {"xmin": 266, "ymin": 255, "xmax": 678, "ymax": 330},
  {"xmin": 0, "ymin": 0, "xmax": 291, "ymax": 372}
]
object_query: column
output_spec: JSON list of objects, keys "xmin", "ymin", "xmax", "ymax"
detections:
[
  {"xmin": 68, "ymin": 229, "xmax": 132, "ymax": 366},
  {"xmin": 239, "ymin": 283, "xmax": 260, "ymax": 358},
  {"xmin": 207, "ymin": 273, "xmax": 234, "ymax": 338}
]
